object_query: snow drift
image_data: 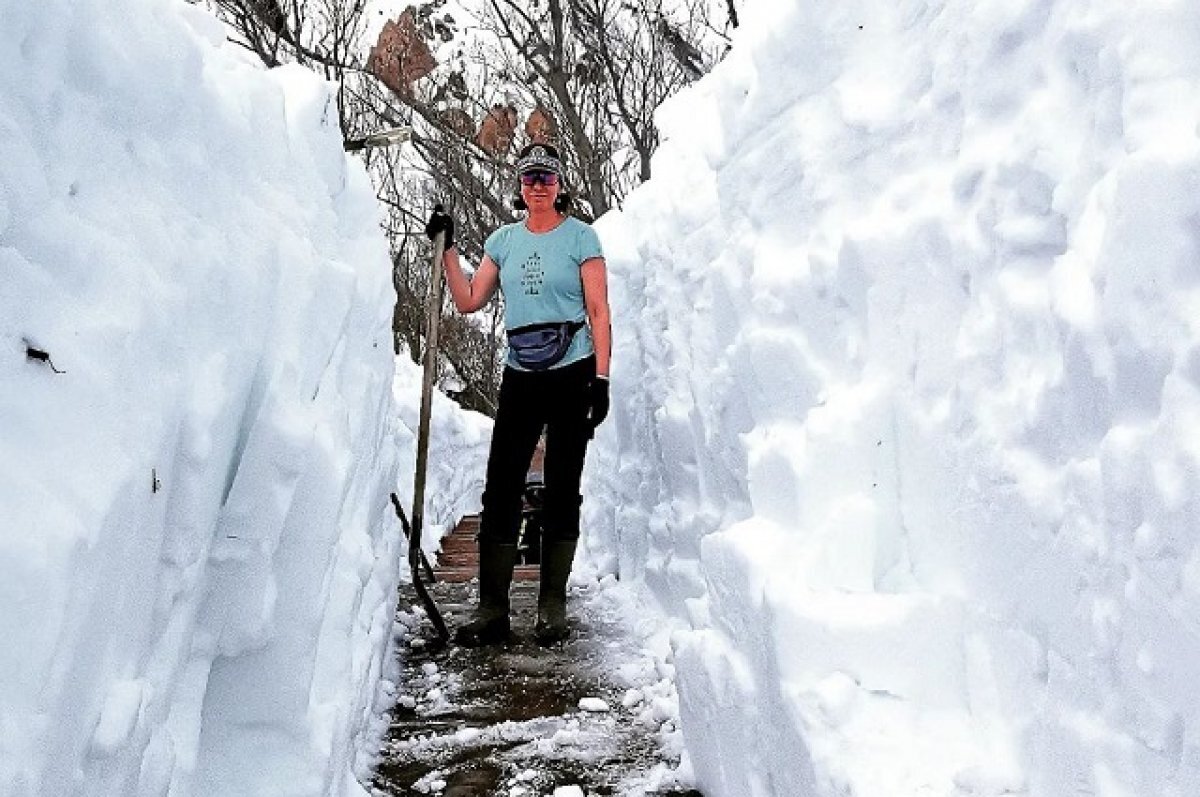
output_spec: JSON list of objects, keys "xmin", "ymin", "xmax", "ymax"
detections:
[
  {"xmin": 585, "ymin": 0, "xmax": 1200, "ymax": 794},
  {"xmin": 0, "ymin": 0, "xmax": 405, "ymax": 794},
  {"xmin": 390, "ymin": 359, "xmax": 491, "ymax": 567}
]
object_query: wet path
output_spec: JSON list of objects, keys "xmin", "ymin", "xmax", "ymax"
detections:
[{"xmin": 370, "ymin": 524, "xmax": 702, "ymax": 796}]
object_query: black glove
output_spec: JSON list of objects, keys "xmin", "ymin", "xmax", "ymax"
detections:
[
  {"xmin": 424, "ymin": 205, "xmax": 454, "ymax": 251},
  {"xmin": 589, "ymin": 376, "xmax": 610, "ymax": 428}
]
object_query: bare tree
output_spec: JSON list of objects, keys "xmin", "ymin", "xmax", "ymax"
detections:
[{"xmin": 203, "ymin": 0, "xmax": 732, "ymax": 415}]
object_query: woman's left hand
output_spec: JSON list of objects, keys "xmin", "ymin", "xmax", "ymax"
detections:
[{"xmin": 589, "ymin": 376, "xmax": 610, "ymax": 428}]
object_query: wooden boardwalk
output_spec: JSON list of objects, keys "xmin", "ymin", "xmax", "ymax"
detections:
[
  {"xmin": 432, "ymin": 440, "xmax": 546, "ymax": 583},
  {"xmin": 431, "ymin": 514, "xmax": 540, "ymax": 583}
]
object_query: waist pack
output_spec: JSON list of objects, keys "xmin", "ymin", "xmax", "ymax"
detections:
[{"xmin": 507, "ymin": 320, "xmax": 586, "ymax": 371}]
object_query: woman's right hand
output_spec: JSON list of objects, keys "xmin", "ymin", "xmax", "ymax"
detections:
[{"xmin": 424, "ymin": 205, "xmax": 455, "ymax": 250}]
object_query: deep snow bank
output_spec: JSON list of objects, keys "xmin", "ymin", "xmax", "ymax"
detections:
[
  {"xmin": 390, "ymin": 360, "xmax": 491, "ymax": 567},
  {"xmin": 0, "ymin": 0, "xmax": 403, "ymax": 794},
  {"xmin": 585, "ymin": 0, "xmax": 1200, "ymax": 794}
]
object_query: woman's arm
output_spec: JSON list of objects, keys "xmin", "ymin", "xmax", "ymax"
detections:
[
  {"xmin": 581, "ymin": 256, "xmax": 611, "ymax": 377},
  {"xmin": 443, "ymin": 249, "xmax": 500, "ymax": 313}
]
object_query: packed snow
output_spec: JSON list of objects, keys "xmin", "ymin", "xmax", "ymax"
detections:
[
  {"xmin": 0, "ymin": 0, "xmax": 484, "ymax": 794},
  {"xmin": 584, "ymin": 0, "xmax": 1200, "ymax": 794}
]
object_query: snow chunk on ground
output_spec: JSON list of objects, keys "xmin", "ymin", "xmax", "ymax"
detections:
[{"xmin": 578, "ymin": 697, "xmax": 611, "ymax": 713}]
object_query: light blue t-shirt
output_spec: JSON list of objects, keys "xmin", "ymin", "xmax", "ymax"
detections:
[{"xmin": 484, "ymin": 216, "xmax": 604, "ymax": 370}]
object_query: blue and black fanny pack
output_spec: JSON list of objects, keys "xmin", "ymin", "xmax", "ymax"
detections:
[{"xmin": 507, "ymin": 320, "xmax": 586, "ymax": 371}]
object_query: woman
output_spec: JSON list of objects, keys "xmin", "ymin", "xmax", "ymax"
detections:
[{"xmin": 425, "ymin": 142, "xmax": 611, "ymax": 646}]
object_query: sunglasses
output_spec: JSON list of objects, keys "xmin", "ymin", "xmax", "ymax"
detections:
[{"xmin": 520, "ymin": 170, "xmax": 559, "ymax": 187}]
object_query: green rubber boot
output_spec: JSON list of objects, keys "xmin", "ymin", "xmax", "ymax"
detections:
[
  {"xmin": 535, "ymin": 539, "xmax": 578, "ymax": 646},
  {"xmin": 455, "ymin": 542, "xmax": 518, "ymax": 647}
]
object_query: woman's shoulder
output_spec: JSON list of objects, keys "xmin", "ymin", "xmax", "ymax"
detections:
[
  {"xmin": 561, "ymin": 215, "xmax": 602, "ymax": 257},
  {"xmin": 560, "ymin": 215, "xmax": 593, "ymax": 233},
  {"xmin": 490, "ymin": 221, "xmax": 524, "ymax": 239},
  {"xmin": 485, "ymin": 222, "xmax": 520, "ymax": 255},
  {"xmin": 558, "ymin": 215, "xmax": 599, "ymax": 242}
]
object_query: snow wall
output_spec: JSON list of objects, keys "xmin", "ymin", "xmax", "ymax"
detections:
[
  {"xmin": 0, "ymin": 0, "xmax": 407, "ymax": 794},
  {"xmin": 585, "ymin": 0, "xmax": 1200, "ymax": 794}
]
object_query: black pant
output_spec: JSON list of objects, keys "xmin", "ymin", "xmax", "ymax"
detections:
[{"xmin": 478, "ymin": 356, "xmax": 594, "ymax": 546}]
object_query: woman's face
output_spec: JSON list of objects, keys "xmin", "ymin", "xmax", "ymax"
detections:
[{"xmin": 520, "ymin": 169, "xmax": 560, "ymax": 211}]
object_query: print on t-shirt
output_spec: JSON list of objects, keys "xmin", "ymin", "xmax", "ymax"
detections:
[{"xmin": 521, "ymin": 251, "xmax": 544, "ymax": 296}]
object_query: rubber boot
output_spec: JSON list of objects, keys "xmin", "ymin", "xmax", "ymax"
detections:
[
  {"xmin": 455, "ymin": 542, "xmax": 518, "ymax": 647},
  {"xmin": 534, "ymin": 539, "xmax": 578, "ymax": 645}
]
